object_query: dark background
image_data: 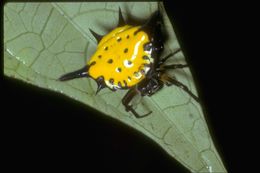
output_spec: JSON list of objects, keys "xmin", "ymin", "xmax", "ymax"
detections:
[{"xmin": 2, "ymin": 1, "xmax": 251, "ymax": 172}]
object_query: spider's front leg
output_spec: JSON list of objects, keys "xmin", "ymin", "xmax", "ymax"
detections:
[
  {"xmin": 160, "ymin": 73, "xmax": 200, "ymax": 102},
  {"xmin": 162, "ymin": 64, "xmax": 188, "ymax": 69},
  {"xmin": 157, "ymin": 48, "xmax": 188, "ymax": 71},
  {"xmin": 158, "ymin": 48, "xmax": 181, "ymax": 66},
  {"xmin": 122, "ymin": 88, "xmax": 152, "ymax": 118}
]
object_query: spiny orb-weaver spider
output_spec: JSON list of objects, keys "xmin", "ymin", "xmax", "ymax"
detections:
[{"xmin": 59, "ymin": 8, "xmax": 199, "ymax": 118}]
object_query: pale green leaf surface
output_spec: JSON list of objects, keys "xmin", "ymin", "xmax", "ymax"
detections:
[{"xmin": 4, "ymin": 2, "xmax": 226, "ymax": 172}]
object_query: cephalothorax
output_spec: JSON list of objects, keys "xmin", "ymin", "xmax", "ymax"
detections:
[{"xmin": 59, "ymin": 8, "xmax": 199, "ymax": 118}]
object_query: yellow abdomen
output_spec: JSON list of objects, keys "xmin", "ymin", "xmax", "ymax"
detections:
[{"xmin": 87, "ymin": 25, "xmax": 153, "ymax": 90}]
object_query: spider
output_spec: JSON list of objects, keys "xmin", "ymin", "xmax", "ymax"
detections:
[{"xmin": 59, "ymin": 8, "xmax": 199, "ymax": 118}]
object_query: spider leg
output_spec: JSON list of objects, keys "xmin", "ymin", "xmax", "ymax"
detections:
[
  {"xmin": 122, "ymin": 88, "xmax": 152, "ymax": 118},
  {"xmin": 160, "ymin": 74, "xmax": 200, "ymax": 102},
  {"xmin": 163, "ymin": 64, "xmax": 188, "ymax": 69},
  {"xmin": 158, "ymin": 48, "xmax": 181, "ymax": 66}
]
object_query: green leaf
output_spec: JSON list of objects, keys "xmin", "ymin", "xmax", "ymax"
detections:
[{"xmin": 4, "ymin": 2, "xmax": 226, "ymax": 172}]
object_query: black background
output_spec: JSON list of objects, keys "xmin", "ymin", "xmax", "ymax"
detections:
[{"xmin": 2, "ymin": 1, "xmax": 252, "ymax": 172}]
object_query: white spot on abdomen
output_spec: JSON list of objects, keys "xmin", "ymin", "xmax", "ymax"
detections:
[{"xmin": 123, "ymin": 59, "xmax": 133, "ymax": 68}]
